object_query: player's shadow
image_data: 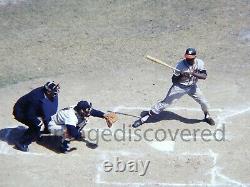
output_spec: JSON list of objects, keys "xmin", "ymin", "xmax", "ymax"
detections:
[
  {"xmin": 141, "ymin": 110, "xmax": 203, "ymax": 125},
  {"xmin": 81, "ymin": 139, "xmax": 98, "ymax": 149},
  {"xmin": 36, "ymin": 135, "xmax": 66, "ymax": 154},
  {"xmin": 37, "ymin": 135, "xmax": 98, "ymax": 153},
  {"xmin": 72, "ymin": 138, "xmax": 98, "ymax": 149},
  {"xmin": 0, "ymin": 126, "xmax": 65, "ymax": 153},
  {"xmin": 0, "ymin": 126, "xmax": 97, "ymax": 153},
  {"xmin": 0, "ymin": 126, "xmax": 26, "ymax": 146}
]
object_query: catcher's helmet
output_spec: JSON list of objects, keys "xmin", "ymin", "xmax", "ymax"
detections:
[
  {"xmin": 75, "ymin": 101, "xmax": 92, "ymax": 112},
  {"xmin": 44, "ymin": 81, "xmax": 60, "ymax": 97},
  {"xmin": 185, "ymin": 48, "xmax": 196, "ymax": 59},
  {"xmin": 74, "ymin": 100, "xmax": 92, "ymax": 117}
]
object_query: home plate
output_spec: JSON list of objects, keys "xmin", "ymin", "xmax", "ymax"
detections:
[{"xmin": 147, "ymin": 141, "xmax": 175, "ymax": 152}]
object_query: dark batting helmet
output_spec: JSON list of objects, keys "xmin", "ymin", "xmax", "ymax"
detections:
[{"xmin": 185, "ymin": 48, "xmax": 196, "ymax": 59}]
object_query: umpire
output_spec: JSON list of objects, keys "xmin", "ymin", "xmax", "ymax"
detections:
[{"xmin": 13, "ymin": 81, "xmax": 60, "ymax": 152}]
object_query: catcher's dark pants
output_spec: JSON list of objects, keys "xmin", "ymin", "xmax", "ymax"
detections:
[{"xmin": 13, "ymin": 108, "xmax": 41, "ymax": 146}]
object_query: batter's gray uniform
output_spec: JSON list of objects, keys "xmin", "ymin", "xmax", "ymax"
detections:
[{"xmin": 151, "ymin": 58, "xmax": 209, "ymax": 115}]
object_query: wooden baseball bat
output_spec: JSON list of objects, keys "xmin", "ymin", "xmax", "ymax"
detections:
[{"xmin": 146, "ymin": 55, "xmax": 180, "ymax": 72}]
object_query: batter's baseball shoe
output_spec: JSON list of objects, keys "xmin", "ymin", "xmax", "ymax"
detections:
[
  {"xmin": 132, "ymin": 119, "xmax": 143, "ymax": 128},
  {"xmin": 205, "ymin": 116, "xmax": 215, "ymax": 126},
  {"xmin": 15, "ymin": 141, "xmax": 29, "ymax": 152}
]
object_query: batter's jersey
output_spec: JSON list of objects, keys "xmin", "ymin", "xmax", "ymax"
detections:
[{"xmin": 173, "ymin": 58, "xmax": 206, "ymax": 86}]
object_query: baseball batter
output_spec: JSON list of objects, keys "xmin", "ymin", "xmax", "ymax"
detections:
[
  {"xmin": 133, "ymin": 48, "xmax": 215, "ymax": 128},
  {"xmin": 48, "ymin": 100, "xmax": 117, "ymax": 153}
]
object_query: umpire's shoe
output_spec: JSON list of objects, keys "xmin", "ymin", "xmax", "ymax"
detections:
[
  {"xmin": 132, "ymin": 119, "xmax": 143, "ymax": 128},
  {"xmin": 15, "ymin": 141, "xmax": 29, "ymax": 152}
]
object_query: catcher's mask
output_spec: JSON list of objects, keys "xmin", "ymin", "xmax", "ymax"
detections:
[
  {"xmin": 75, "ymin": 101, "xmax": 92, "ymax": 117},
  {"xmin": 44, "ymin": 81, "xmax": 60, "ymax": 97}
]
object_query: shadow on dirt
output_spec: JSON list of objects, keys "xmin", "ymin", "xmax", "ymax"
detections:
[
  {"xmin": 0, "ymin": 126, "xmax": 26, "ymax": 145},
  {"xmin": 140, "ymin": 110, "xmax": 204, "ymax": 125},
  {"xmin": 36, "ymin": 135, "xmax": 65, "ymax": 154},
  {"xmin": 0, "ymin": 126, "xmax": 98, "ymax": 153},
  {"xmin": 81, "ymin": 139, "xmax": 98, "ymax": 149},
  {"xmin": 37, "ymin": 135, "xmax": 98, "ymax": 153}
]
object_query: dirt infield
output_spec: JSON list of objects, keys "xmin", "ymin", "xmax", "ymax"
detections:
[{"xmin": 0, "ymin": 0, "xmax": 250, "ymax": 186}]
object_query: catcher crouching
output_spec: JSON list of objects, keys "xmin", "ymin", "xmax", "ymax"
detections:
[{"xmin": 47, "ymin": 100, "xmax": 117, "ymax": 153}]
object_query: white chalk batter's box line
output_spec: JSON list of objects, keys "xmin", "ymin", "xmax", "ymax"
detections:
[
  {"xmin": 112, "ymin": 105, "xmax": 250, "ymax": 117},
  {"xmin": 95, "ymin": 149, "xmax": 249, "ymax": 187},
  {"xmin": 1, "ymin": 105, "xmax": 249, "ymax": 156},
  {"xmin": 94, "ymin": 105, "xmax": 250, "ymax": 187},
  {"xmin": 106, "ymin": 105, "xmax": 250, "ymax": 141},
  {"xmin": 111, "ymin": 105, "xmax": 250, "ymax": 130},
  {"xmin": 0, "ymin": 106, "xmax": 249, "ymax": 186}
]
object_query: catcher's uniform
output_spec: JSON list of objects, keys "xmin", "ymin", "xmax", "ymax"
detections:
[
  {"xmin": 48, "ymin": 106, "xmax": 118, "ymax": 137},
  {"xmin": 151, "ymin": 58, "xmax": 209, "ymax": 115},
  {"xmin": 48, "ymin": 106, "xmax": 104, "ymax": 137},
  {"xmin": 48, "ymin": 102, "xmax": 117, "ymax": 153}
]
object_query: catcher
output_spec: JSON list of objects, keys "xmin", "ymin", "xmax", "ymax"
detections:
[{"xmin": 47, "ymin": 100, "xmax": 117, "ymax": 153}]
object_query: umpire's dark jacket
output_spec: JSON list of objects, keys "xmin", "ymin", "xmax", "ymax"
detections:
[{"xmin": 13, "ymin": 86, "xmax": 58, "ymax": 128}]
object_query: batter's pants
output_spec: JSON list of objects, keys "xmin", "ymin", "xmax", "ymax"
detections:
[{"xmin": 151, "ymin": 84, "xmax": 209, "ymax": 115}]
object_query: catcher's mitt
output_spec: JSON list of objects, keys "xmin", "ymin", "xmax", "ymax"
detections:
[{"xmin": 104, "ymin": 112, "xmax": 118, "ymax": 128}]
